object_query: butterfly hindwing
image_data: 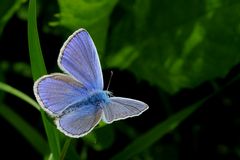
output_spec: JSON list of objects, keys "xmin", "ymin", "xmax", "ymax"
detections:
[
  {"xmin": 55, "ymin": 103, "xmax": 103, "ymax": 138},
  {"xmin": 102, "ymin": 97, "xmax": 149, "ymax": 123},
  {"xmin": 33, "ymin": 73, "xmax": 88, "ymax": 116},
  {"xmin": 58, "ymin": 28, "xmax": 103, "ymax": 90}
]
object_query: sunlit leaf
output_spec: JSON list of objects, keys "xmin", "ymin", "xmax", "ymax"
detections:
[
  {"xmin": 57, "ymin": 0, "xmax": 118, "ymax": 54},
  {"xmin": 106, "ymin": 0, "xmax": 240, "ymax": 94}
]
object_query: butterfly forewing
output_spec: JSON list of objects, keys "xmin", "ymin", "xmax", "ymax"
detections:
[
  {"xmin": 33, "ymin": 73, "xmax": 88, "ymax": 116},
  {"xmin": 58, "ymin": 28, "xmax": 103, "ymax": 90},
  {"xmin": 102, "ymin": 97, "xmax": 149, "ymax": 123}
]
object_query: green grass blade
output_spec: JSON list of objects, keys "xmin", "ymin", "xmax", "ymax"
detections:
[
  {"xmin": 0, "ymin": 104, "xmax": 49, "ymax": 155},
  {"xmin": 27, "ymin": 1, "xmax": 46, "ymax": 78},
  {"xmin": 0, "ymin": 81, "xmax": 39, "ymax": 110},
  {"xmin": 60, "ymin": 138, "xmax": 72, "ymax": 160},
  {"xmin": 28, "ymin": 0, "xmax": 61, "ymax": 159},
  {"xmin": 111, "ymin": 97, "xmax": 207, "ymax": 160}
]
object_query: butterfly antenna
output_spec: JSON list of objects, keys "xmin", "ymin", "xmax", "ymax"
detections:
[{"xmin": 106, "ymin": 71, "xmax": 113, "ymax": 91}]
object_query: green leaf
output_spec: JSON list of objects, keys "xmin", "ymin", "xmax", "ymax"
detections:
[
  {"xmin": 28, "ymin": 0, "xmax": 61, "ymax": 159},
  {"xmin": 111, "ymin": 97, "xmax": 207, "ymax": 160},
  {"xmin": 107, "ymin": 0, "xmax": 240, "ymax": 94},
  {"xmin": 0, "ymin": 104, "xmax": 49, "ymax": 155},
  {"xmin": 57, "ymin": 0, "xmax": 118, "ymax": 55}
]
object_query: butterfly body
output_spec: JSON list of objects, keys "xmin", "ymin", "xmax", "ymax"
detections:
[
  {"xmin": 34, "ymin": 28, "xmax": 149, "ymax": 138},
  {"xmin": 60, "ymin": 90, "xmax": 109, "ymax": 116},
  {"xmin": 86, "ymin": 90, "xmax": 110, "ymax": 106}
]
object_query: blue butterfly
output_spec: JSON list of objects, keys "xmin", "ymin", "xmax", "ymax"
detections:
[{"xmin": 33, "ymin": 28, "xmax": 149, "ymax": 138}]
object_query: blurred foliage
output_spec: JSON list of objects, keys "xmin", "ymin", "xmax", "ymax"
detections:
[
  {"xmin": 0, "ymin": 0, "xmax": 240, "ymax": 159},
  {"xmin": 105, "ymin": 0, "xmax": 240, "ymax": 94},
  {"xmin": 0, "ymin": 0, "xmax": 26, "ymax": 35}
]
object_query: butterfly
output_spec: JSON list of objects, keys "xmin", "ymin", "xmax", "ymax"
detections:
[{"xmin": 33, "ymin": 28, "xmax": 149, "ymax": 138}]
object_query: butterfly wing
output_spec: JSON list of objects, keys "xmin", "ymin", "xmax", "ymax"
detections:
[
  {"xmin": 55, "ymin": 103, "xmax": 102, "ymax": 138},
  {"xmin": 102, "ymin": 97, "xmax": 149, "ymax": 123},
  {"xmin": 58, "ymin": 28, "xmax": 103, "ymax": 90},
  {"xmin": 33, "ymin": 73, "xmax": 88, "ymax": 116}
]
